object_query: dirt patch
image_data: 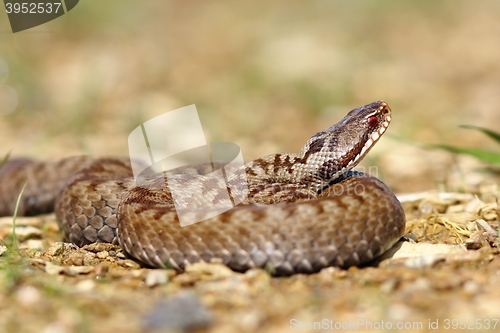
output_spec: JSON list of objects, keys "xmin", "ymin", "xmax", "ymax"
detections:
[{"xmin": 0, "ymin": 188, "xmax": 498, "ymax": 333}]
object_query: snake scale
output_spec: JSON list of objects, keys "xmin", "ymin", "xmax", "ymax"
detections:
[{"xmin": 0, "ymin": 101, "xmax": 405, "ymax": 275}]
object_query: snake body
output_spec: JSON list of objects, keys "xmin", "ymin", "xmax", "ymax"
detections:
[{"xmin": 0, "ymin": 101, "xmax": 405, "ymax": 275}]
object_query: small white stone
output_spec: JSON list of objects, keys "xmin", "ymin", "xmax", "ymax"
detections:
[
  {"xmin": 75, "ymin": 279, "xmax": 96, "ymax": 292},
  {"xmin": 26, "ymin": 239, "xmax": 44, "ymax": 250},
  {"xmin": 145, "ymin": 270, "xmax": 169, "ymax": 287},
  {"xmin": 45, "ymin": 262, "xmax": 65, "ymax": 275},
  {"xmin": 16, "ymin": 285, "xmax": 41, "ymax": 306}
]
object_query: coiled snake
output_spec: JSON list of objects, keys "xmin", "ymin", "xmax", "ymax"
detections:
[{"xmin": 0, "ymin": 101, "xmax": 405, "ymax": 275}]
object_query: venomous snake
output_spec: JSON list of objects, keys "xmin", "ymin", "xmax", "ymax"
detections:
[{"xmin": 0, "ymin": 101, "xmax": 405, "ymax": 275}]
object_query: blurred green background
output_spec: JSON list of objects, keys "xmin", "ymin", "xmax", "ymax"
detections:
[{"xmin": 1, "ymin": 0, "xmax": 500, "ymax": 192}]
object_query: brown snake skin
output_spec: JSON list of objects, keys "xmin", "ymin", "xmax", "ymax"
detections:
[{"xmin": 0, "ymin": 101, "xmax": 405, "ymax": 275}]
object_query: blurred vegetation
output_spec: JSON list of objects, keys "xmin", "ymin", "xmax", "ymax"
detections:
[
  {"xmin": 426, "ymin": 125, "xmax": 500, "ymax": 167},
  {"xmin": 0, "ymin": 0, "xmax": 500, "ymax": 192},
  {"xmin": 0, "ymin": 181, "xmax": 26, "ymax": 294},
  {"xmin": 0, "ymin": 153, "xmax": 9, "ymax": 169}
]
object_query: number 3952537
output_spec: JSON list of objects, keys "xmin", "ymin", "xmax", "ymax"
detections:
[{"xmin": 4, "ymin": 2, "xmax": 62, "ymax": 14}]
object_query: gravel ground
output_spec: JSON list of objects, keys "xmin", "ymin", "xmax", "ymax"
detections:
[{"xmin": 0, "ymin": 185, "xmax": 499, "ymax": 333}]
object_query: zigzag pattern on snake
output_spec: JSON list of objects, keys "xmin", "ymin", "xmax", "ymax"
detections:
[{"xmin": 0, "ymin": 101, "xmax": 405, "ymax": 276}]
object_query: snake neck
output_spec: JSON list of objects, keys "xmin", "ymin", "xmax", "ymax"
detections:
[{"xmin": 246, "ymin": 101, "xmax": 392, "ymax": 193}]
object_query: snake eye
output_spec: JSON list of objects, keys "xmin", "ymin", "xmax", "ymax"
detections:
[{"xmin": 367, "ymin": 116, "xmax": 378, "ymax": 127}]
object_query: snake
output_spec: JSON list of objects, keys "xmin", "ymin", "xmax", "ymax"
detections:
[{"xmin": 0, "ymin": 101, "xmax": 405, "ymax": 276}]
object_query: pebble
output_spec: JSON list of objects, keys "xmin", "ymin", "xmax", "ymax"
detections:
[
  {"xmin": 75, "ymin": 279, "xmax": 96, "ymax": 292},
  {"xmin": 142, "ymin": 292, "xmax": 212, "ymax": 331},
  {"xmin": 380, "ymin": 278, "xmax": 398, "ymax": 293},
  {"xmin": 25, "ymin": 239, "xmax": 44, "ymax": 251},
  {"xmin": 387, "ymin": 303, "xmax": 413, "ymax": 322},
  {"xmin": 44, "ymin": 261, "xmax": 96, "ymax": 276},
  {"xmin": 145, "ymin": 270, "xmax": 169, "ymax": 287},
  {"xmin": 237, "ymin": 310, "xmax": 264, "ymax": 331},
  {"xmin": 0, "ymin": 216, "xmax": 46, "ymax": 228},
  {"xmin": 15, "ymin": 285, "xmax": 41, "ymax": 306},
  {"xmin": 381, "ymin": 242, "xmax": 469, "ymax": 268},
  {"xmin": 184, "ymin": 262, "xmax": 236, "ymax": 279},
  {"xmin": 83, "ymin": 243, "xmax": 117, "ymax": 253},
  {"xmin": 475, "ymin": 219, "xmax": 497, "ymax": 236},
  {"xmin": 96, "ymin": 251, "xmax": 109, "ymax": 259},
  {"xmin": 42, "ymin": 322, "xmax": 67, "ymax": 333},
  {"xmin": 118, "ymin": 259, "xmax": 141, "ymax": 269},
  {"xmin": 9, "ymin": 226, "xmax": 42, "ymax": 240},
  {"xmin": 411, "ymin": 277, "xmax": 432, "ymax": 291},
  {"xmin": 44, "ymin": 242, "xmax": 77, "ymax": 257},
  {"xmin": 64, "ymin": 266, "xmax": 95, "ymax": 276},
  {"xmin": 465, "ymin": 231, "xmax": 489, "ymax": 250},
  {"xmin": 66, "ymin": 252, "xmax": 84, "ymax": 266},
  {"xmin": 462, "ymin": 280, "xmax": 480, "ymax": 295},
  {"xmin": 44, "ymin": 262, "xmax": 65, "ymax": 275}
]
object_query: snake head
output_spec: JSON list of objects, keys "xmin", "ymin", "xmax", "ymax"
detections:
[
  {"xmin": 298, "ymin": 100, "xmax": 391, "ymax": 189},
  {"xmin": 340, "ymin": 100, "xmax": 391, "ymax": 162}
]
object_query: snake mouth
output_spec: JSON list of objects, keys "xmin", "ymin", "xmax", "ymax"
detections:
[
  {"xmin": 362, "ymin": 119, "xmax": 389, "ymax": 154},
  {"xmin": 362, "ymin": 103, "xmax": 391, "ymax": 155},
  {"xmin": 347, "ymin": 103, "xmax": 391, "ymax": 169}
]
